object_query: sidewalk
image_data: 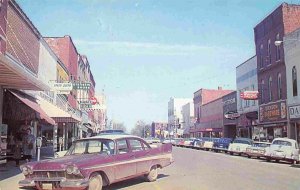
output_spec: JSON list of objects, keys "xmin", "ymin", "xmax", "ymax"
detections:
[{"xmin": 0, "ymin": 152, "xmax": 54, "ymax": 190}]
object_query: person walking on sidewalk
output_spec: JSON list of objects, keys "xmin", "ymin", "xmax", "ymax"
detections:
[
  {"xmin": 13, "ymin": 134, "xmax": 22, "ymax": 166},
  {"xmin": 23, "ymin": 128, "xmax": 35, "ymax": 162}
]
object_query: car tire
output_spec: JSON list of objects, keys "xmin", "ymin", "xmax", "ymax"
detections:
[
  {"xmin": 247, "ymin": 155, "xmax": 251, "ymax": 158},
  {"xmin": 88, "ymin": 173, "xmax": 103, "ymax": 190},
  {"xmin": 275, "ymin": 159, "xmax": 279, "ymax": 163},
  {"xmin": 266, "ymin": 157, "xmax": 271, "ymax": 162},
  {"xmin": 257, "ymin": 156, "xmax": 260, "ymax": 159},
  {"xmin": 224, "ymin": 150, "xmax": 228, "ymax": 154},
  {"xmin": 230, "ymin": 152, "xmax": 233, "ymax": 155},
  {"xmin": 145, "ymin": 165, "xmax": 158, "ymax": 182}
]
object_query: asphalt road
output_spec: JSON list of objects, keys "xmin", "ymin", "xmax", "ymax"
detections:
[
  {"xmin": 1, "ymin": 146, "xmax": 300, "ymax": 190},
  {"xmin": 105, "ymin": 146, "xmax": 300, "ymax": 190}
]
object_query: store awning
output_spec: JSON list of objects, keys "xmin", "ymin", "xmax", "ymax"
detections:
[
  {"xmin": 10, "ymin": 91, "xmax": 56, "ymax": 125},
  {"xmin": 38, "ymin": 98, "xmax": 81, "ymax": 123}
]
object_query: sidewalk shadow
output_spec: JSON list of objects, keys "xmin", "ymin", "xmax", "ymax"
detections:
[
  {"xmin": 104, "ymin": 174, "xmax": 169, "ymax": 190},
  {"xmin": 0, "ymin": 161, "xmax": 22, "ymax": 181}
]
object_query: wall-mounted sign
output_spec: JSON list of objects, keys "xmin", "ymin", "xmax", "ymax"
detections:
[
  {"xmin": 223, "ymin": 98, "xmax": 236, "ymax": 106},
  {"xmin": 240, "ymin": 91, "xmax": 259, "ymax": 100},
  {"xmin": 78, "ymin": 100, "xmax": 92, "ymax": 105},
  {"xmin": 259, "ymin": 100, "xmax": 287, "ymax": 123},
  {"xmin": 80, "ymin": 104, "xmax": 106, "ymax": 111},
  {"xmin": 73, "ymin": 82, "xmax": 91, "ymax": 90},
  {"xmin": 224, "ymin": 111, "xmax": 240, "ymax": 120},
  {"xmin": 289, "ymin": 105, "xmax": 300, "ymax": 119}
]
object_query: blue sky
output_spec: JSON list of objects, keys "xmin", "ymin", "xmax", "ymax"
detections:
[{"xmin": 17, "ymin": 0, "xmax": 285, "ymax": 129}]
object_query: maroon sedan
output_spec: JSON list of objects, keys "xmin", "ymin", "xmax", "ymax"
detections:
[{"xmin": 19, "ymin": 134, "xmax": 173, "ymax": 190}]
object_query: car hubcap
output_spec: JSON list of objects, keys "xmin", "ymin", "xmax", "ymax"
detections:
[{"xmin": 89, "ymin": 177, "xmax": 100, "ymax": 190}]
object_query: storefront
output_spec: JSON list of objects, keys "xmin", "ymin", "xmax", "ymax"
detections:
[
  {"xmin": 258, "ymin": 100, "xmax": 287, "ymax": 142},
  {"xmin": 237, "ymin": 112, "xmax": 258, "ymax": 139},
  {"xmin": 288, "ymin": 104, "xmax": 300, "ymax": 145},
  {"xmin": 223, "ymin": 92, "xmax": 238, "ymax": 138},
  {"xmin": 2, "ymin": 90, "xmax": 55, "ymax": 159}
]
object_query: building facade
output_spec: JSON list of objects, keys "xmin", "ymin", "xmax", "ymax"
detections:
[
  {"xmin": 236, "ymin": 56, "xmax": 259, "ymax": 139},
  {"xmin": 222, "ymin": 91, "xmax": 238, "ymax": 138},
  {"xmin": 284, "ymin": 27, "xmax": 300, "ymax": 145},
  {"xmin": 255, "ymin": 3, "xmax": 300, "ymax": 141},
  {"xmin": 181, "ymin": 102, "xmax": 194, "ymax": 137},
  {"xmin": 191, "ymin": 87, "xmax": 233, "ymax": 137},
  {"xmin": 168, "ymin": 98, "xmax": 192, "ymax": 137}
]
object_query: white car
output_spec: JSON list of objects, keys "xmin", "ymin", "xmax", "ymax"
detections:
[
  {"xmin": 265, "ymin": 138, "xmax": 299, "ymax": 164},
  {"xmin": 228, "ymin": 138, "xmax": 253, "ymax": 156}
]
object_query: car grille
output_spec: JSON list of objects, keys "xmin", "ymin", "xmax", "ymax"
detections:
[{"xmin": 29, "ymin": 171, "xmax": 83, "ymax": 179}]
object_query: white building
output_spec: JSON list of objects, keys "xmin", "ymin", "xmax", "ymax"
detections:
[
  {"xmin": 236, "ymin": 56, "xmax": 259, "ymax": 138},
  {"xmin": 283, "ymin": 28, "xmax": 300, "ymax": 144},
  {"xmin": 181, "ymin": 102, "xmax": 194, "ymax": 137},
  {"xmin": 168, "ymin": 97, "xmax": 193, "ymax": 137}
]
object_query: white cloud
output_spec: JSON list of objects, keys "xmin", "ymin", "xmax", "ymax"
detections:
[{"xmin": 74, "ymin": 40, "xmax": 223, "ymax": 56}]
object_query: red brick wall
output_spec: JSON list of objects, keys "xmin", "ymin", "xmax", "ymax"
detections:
[
  {"xmin": 202, "ymin": 89, "xmax": 233, "ymax": 105},
  {"xmin": 6, "ymin": 2, "xmax": 40, "ymax": 74},
  {"xmin": 282, "ymin": 4, "xmax": 300, "ymax": 35},
  {"xmin": 45, "ymin": 37, "xmax": 70, "ymax": 70},
  {"xmin": 0, "ymin": 0, "xmax": 8, "ymax": 54}
]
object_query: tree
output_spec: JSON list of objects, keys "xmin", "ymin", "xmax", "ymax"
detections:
[
  {"xmin": 131, "ymin": 120, "xmax": 151, "ymax": 138},
  {"xmin": 112, "ymin": 122, "xmax": 127, "ymax": 133}
]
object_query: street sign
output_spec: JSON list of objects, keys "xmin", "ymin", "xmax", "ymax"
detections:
[
  {"xmin": 90, "ymin": 97, "xmax": 98, "ymax": 105},
  {"xmin": 49, "ymin": 82, "xmax": 73, "ymax": 94},
  {"xmin": 240, "ymin": 91, "xmax": 259, "ymax": 100}
]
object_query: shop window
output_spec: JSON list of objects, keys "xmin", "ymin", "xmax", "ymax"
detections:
[
  {"xmin": 277, "ymin": 73, "xmax": 282, "ymax": 99},
  {"xmin": 292, "ymin": 66, "xmax": 298, "ymax": 97}
]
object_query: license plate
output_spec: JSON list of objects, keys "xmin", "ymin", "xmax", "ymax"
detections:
[{"xmin": 42, "ymin": 183, "xmax": 53, "ymax": 190}]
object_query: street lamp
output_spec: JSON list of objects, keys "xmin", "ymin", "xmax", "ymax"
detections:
[{"xmin": 274, "ymin": 40, "xmax": 283, "ymax": 46}]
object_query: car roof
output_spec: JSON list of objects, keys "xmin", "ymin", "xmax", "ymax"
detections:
[
  {"xmin": 253, "ymin": 141, "xmax": 271, "ymax": 144},
  {"xmin": 234, "ymin": 137, "xmax": 252, "ymax": 141},
  {"xmin": 80, "ymin": 134, "xmax": 142, "ymax": 141}
]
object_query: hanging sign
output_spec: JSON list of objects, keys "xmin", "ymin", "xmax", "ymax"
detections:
[
  {"xmin": 49, "ymin": 82, "xmax": 73, "ymax": 94},
  {"xmin": 240, "ymin": 91, "xmax": 259, "ymax": 100},
  {"xmin": 73, "ymin": 82, "xmax": 91, "ymax": 90}
]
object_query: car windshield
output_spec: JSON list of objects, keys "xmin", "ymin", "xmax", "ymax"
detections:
[
  {"xmin": 272, "ymin": 140, "xmax": 292, "ymax": 146},
  {"xmin": 66, "ymin": 139, "xmax": 115, "ymax": 155}
]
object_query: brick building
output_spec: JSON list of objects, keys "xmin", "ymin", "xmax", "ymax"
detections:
[
  {"xmin": 190, "ymin": 87, "xmax": 233, "ymax": 137},
  {"xmin": 255, "ymin": 3, "xmax": 300, "ymax": 141}
]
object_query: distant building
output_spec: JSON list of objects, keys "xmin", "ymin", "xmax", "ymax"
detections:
[
  {"xmin": 181, "ymin": 102, "xmax": 194, "ymax": 138},
  {"xmin": 168, "ymin": 98, "xmax": 193, "ymax": 137},
  {"xmin": 222, "ymin": 91, "xmax": 237, "ymax": 138},
  {"xmin": 191, "ymin": 87, "xmax": 233, "ymax": 137}
]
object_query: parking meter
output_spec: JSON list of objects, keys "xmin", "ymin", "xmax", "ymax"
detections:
[{"xmin": 36, "ymin": 137, "xmax": 42, "ymax": 161}]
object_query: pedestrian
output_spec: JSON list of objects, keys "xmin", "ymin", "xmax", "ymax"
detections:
[
  {"xmin": 23, "ymin": 128, "xmax": 35, "ymax": 162},
  {"xmin": 13, "ymin": 133, "xmax": 23, "ymax": 166}
]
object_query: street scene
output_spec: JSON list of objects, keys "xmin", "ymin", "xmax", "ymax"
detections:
[{"xmin": 1, "ymin": 0, "xmax": 300, "ymax": 189}]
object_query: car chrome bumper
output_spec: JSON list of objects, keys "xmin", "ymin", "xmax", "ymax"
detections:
[{"xmin": 19, "ymin": 178, "xmax": 89, "ymax": 188}]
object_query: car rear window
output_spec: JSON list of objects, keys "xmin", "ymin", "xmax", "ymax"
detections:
[{"xmin": 272, "ymin": 140, "xmax": 292, "ymax": 146}]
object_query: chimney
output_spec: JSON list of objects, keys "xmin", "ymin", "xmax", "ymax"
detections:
[{"xmin": 218, "ymin": 86, "xmax": 222, "ymax": 90}]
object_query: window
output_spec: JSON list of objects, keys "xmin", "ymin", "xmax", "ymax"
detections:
[
  {"xmin": 117, "ymin": 139, "xmax": 129, "ymax": 154},
  {"xmin": 252, "ymin": 84, "xmax": 256, "ymax": 106},
  {"xmin": 244, "ymin": 87, "xmax": 249, "ymax": 107},
  {"xmin": 260, "ymin": 80, "xmax": 264, "ymax": 103},
  {"xmin": 239, "ymin": 90, "xmax": 243, "ymax": 109},
  {"xmin": 260, "ymin": 44, "xmax": 264, "ymax": 68},
  {"xmin": 277, "ymin": 73, "xmax": 282, "ymax": 99},
  {"xmin": 276, "ymin": 33, "xmax": 280, "ymax": 61},
  {"xmin": 268, "ymin": 76, "xmax": 273, "ymax": 101},
  {"xmin": 293, "ymin": 66, "xmax": 298, "ymax": 97},
  {"xmin": 129, "ymin": 139, "xmax": 143, "ymax": 152},
  {"xmin": 267, "ymin": 39, "xmax": 271, "ymax": 64}
]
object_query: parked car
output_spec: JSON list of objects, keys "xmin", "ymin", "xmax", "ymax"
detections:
[
  {"xmin": 19, "ymin": 134, "xmax": 173, "ymax": 190},
  {"xmin": 203, "ymin": 138, "xmax": 219, "ymax": 151},
  {"xmin": 182, "ymin": 138, "xmax": 196, "ymax": 146},
  {"xmin": 144, "ymin": 137, "xmax": 160, "ymax": 144},
  {"xmin": 212, "ymin": 138, "xmax": 233, "ymax": 153},
  {"xmin": 228, "ymin": 138, "xmax": 253, "ymax": 156},
  {"xmin": 265, "ymin": 138, "xmax": 300, "ymax": 164},
  {"xmin": 245, "ymin": 141, "xmax": 271, "ymax": 159},
  {"xmin": 193, "ymin": 137, "xmax": 209, "ymax": 149},
  {"xmin": 172, "ymin": 138, "xmax": 184, "ymax": 146}
]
